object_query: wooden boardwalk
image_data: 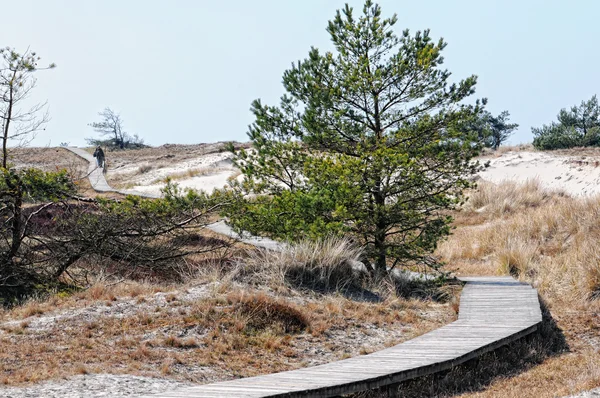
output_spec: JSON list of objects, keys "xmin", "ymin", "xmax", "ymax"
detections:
[
  {"xmin": 64, "ymin": 147, "xmax": 279, "ymax": 248},
  {"xmin": 67, "ymin": 146, "xmax": 543, "ymax": 397},
  {"xmin": 138, "ymin": 276, "xmax": 541, "ymax": 398}
]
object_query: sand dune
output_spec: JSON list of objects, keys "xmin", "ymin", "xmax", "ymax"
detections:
[
  {"xmin": 479, "ymin": 151, "xmax": 600, "ymax": 196},
  {"xmin": 106, "ymin": 147, "xmax": 600, "ymax": 198}
]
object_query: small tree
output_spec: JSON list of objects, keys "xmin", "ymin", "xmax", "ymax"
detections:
[
  {"xmin": 0, "ymin": 180, "xmax": 229, "ymax": 305},
  {"xmin": 462, "ymin": 109, "xmax": 518, "ymax": 150},
  {"xmin": 0, "ymin": 168, "xmax": 75, "ymax": 300},
  {"xmin": 88, "ymin": 107, "xmax": 126, "ymax": 149},
  {"xmin": 487, "ymin": 111, "xmax": 518, "ymax": 150},
  {"xmin": 224, "ymin": 1, "xmax": 483, "ymax": 276},
  {"xmin": 533, "ymin": 95, "xmax": 600, "ymax": 150},
  {"xmin": 87, "ymin": 107, "xmax": 144, "ymax": 149},
  {"xmin": 0, "ymin": 48, "xmax": 55, "ymax": 168}
]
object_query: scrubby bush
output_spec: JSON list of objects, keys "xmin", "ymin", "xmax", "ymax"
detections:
[
  {"xmin": 0, "ymin": 180, "xmax": 229, "ymax": 306},
  {"xmin": 0, "ymin": 168, "xmax": 76, "ymax": 304},
  {"xmin": 533, "ymin": 95, "xmax": 600, "ymax": 150},
  {"xmin": 229, "ymin": 292, "xmax": 310, "ymax": 334}
]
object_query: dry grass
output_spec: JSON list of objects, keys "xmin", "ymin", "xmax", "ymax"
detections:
[
  {"xmin": 102, "ymin": 142, "xmax": 247, "ymax": 189},
  {"xmin": 430, "ymin": 180, "xmax": 600, "ymax": 397},
  {"xmin": 446, "ymin": 183, "xmax": 600, "ymax": 303},
  {"xmin": 0, "ymin": 279, "xmax": 453, "ymax": 386},
  {"xmin": 8, "ymin": 147, "xmax": 87, "ymax": 172},
  {"xmin": 104, "ymin": 142, "xmax": 248, "ymax": 173},
  {"xmin": 551, "ymin": 146, "xmax": 600, "ymax": 159},
  {"xmin": 151, "ymin": 166, "xmax": 225, "ymax": 184},
  {"xmin": 479, "ymin": 144, "xmax": 535, "ymax": 158},
  {"xmin": 233, "ymin": 237, "xmax": 364, "ymax": 292},
  {"xmin": 465, "ymin": 179, "xmax": 556, "ymax": 218},
  {"xmin": 138, "ymin": 164, "xmax": 153, "ymax": 174}
]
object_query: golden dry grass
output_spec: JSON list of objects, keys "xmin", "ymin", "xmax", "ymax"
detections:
[
  {"xmin": 444, "ymin": 181, "xmax": 600, "ymax": 303},
  {"xmin": 8, "ymin": 147, "xmax": 87, "ymax": 172},
  {"xmin": 151, "ymin": 166, "xmax": 227, "ymax": 184},
  {"xmin": 0, "ymin": 235, "xmax": 456, "ymax": 388},
  {"xmin": 479, "ymin": 144, "xmax": 535, "ymax": 158},
  {"xmin": 0, "ymin": 280, "xmax": 454, "ymax": 386},
  {"xmin": 421, "ymin": 180, "xmax": 600, "ymax": 397},
  {"xmin": 465, "ymin": 179, "xmax": 556, "ymax": 217},
  {"xmin": 234, "ymin": 237, "xmax": 364, "ymax": 291}
]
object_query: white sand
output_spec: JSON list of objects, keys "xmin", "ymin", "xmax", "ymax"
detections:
[
  {"xmin": 108, "ymin": 148, "xmax": 600, "ymax": 198},
  {"xmin": 479, "ymin": 151, "xmax": 600, "ymax": 196},
  {"xmin": 108, "ymin": 152, "xmax": 239, "ymax": 195}
]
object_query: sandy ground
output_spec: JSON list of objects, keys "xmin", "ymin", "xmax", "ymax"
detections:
[
  {"xmin": 107, "ymin": 152, "xmax": 240, "ymax": 195},
  {"xmin": 103, "ymin": 146, "xmax": 600, "ymax": 198},
  {"xmin": 479, "ymin": 151, "xmax": 600, "ymax": 196}
]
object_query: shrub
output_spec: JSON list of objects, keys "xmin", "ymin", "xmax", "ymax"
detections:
[
  {"xmin": 229, "ymin": 292, "xmax": 310, "ymax": 334},
  {"xmin": 532, "ymin": 95, "xmax": 600, "ymax": 150}
]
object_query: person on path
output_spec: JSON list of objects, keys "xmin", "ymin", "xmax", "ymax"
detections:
[{"xmin": 93, "ymin": 146, "xmax": 106, "ymax": 172}]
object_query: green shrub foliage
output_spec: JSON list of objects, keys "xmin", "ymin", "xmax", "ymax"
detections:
[
  {"xmin": 0, "ymin": 178, "xmax": 227, "ymax": 305},
  {"xmin": 533, "ymin": 95, "xmax": 600, "ymax": 150}
]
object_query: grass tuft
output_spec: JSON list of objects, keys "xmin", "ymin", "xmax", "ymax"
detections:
[
  {"xmin": 236, "ymin": 237, "xmax": 363, "ymax": 292},
  {"xmin": 228, "ymin": 292, "xmax": 310, "ymax": 334},
  {"xmin": 466, "ymin": 179, "xmax": 554, "ymax": 217}
]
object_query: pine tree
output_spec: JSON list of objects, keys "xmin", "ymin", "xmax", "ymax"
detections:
[
  {"xmin": 469, "ymin": 110, "xmax": 518, "ymax": 150},
  {"xmin": 225, "ymin": 1, "xmax": 483, "ymax": 276},
  {"xmin": 533, "ymin": 95, "xmax": 600, "ymax": 150},
  {"xmin": 0, "ymin": 48, "xmax": 55, "ymax": 168}
]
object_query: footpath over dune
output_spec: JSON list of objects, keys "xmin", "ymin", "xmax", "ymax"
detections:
[
  {"xmin": 66, "ymin": 146, "xmax": 544, "ymax": 398},
  {"xmin": 138, "ymin": 276, "xmax": 541, "ymax": 398}
]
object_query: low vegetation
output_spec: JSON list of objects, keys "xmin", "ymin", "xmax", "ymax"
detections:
[
  {"xmin": 442, "ymin": 180, "xmax": 600, "ymax": 302},
  {"xmin": 401, "ymin": 179, "xmax": 600, "ymax": 397},
  {"xmin": 0, "ymin": 240, "xmax": 456, "ymax": 386},
  {"xmin": 0, "ymin": 179, "xmax": 230, "ymax": 305},
  {"xmin": 233, "ymin": 237, "xmax": 363, "ymax": 291},
  {"xmin": 533, "ymin": 94, "xmax": 600, "ymax": 150}
]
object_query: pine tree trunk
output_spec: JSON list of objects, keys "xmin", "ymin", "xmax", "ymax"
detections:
[
  {"xmin": 373, "ymin": 180, "xmax": 387, "ymax": 277},
  {"xmin": 2, "ymin": 75, "xmax": 15, "ymax": 169}
]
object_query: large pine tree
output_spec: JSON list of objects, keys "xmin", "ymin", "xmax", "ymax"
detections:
[{"xmin": 225, "ymin": 1, "xmax": 483, "ymax": 276}]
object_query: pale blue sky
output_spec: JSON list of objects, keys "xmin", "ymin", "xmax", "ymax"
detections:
[{"xmin": 2, "ymin": 0, "xmax": 599, "ymax": 147}]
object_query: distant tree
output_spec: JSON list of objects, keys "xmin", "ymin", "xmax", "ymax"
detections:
[
  {"xmin": 486, "ymin": 110, "xmax": 518, "ymax": 150},
  {"xmin": 462, "ymin": 109, "xmax": 518, "ymax": 150},
  {"xmin": 533, "ymin": 95, "xmax": 600, "ymax": 150},
  {"xmin": 0, "ymin": 48, "xmax": 55, "ymax": 168},
  {"xmin": 223, "ymin": 1, "xmax": 484, "ymax": 277},
  {"xmin": 88, "ymin": 107, "xmax": 127, "ymax": 149},
  {"xmin": 488, "ymin": 111, "xmax": 519, "ymax": 150}
]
